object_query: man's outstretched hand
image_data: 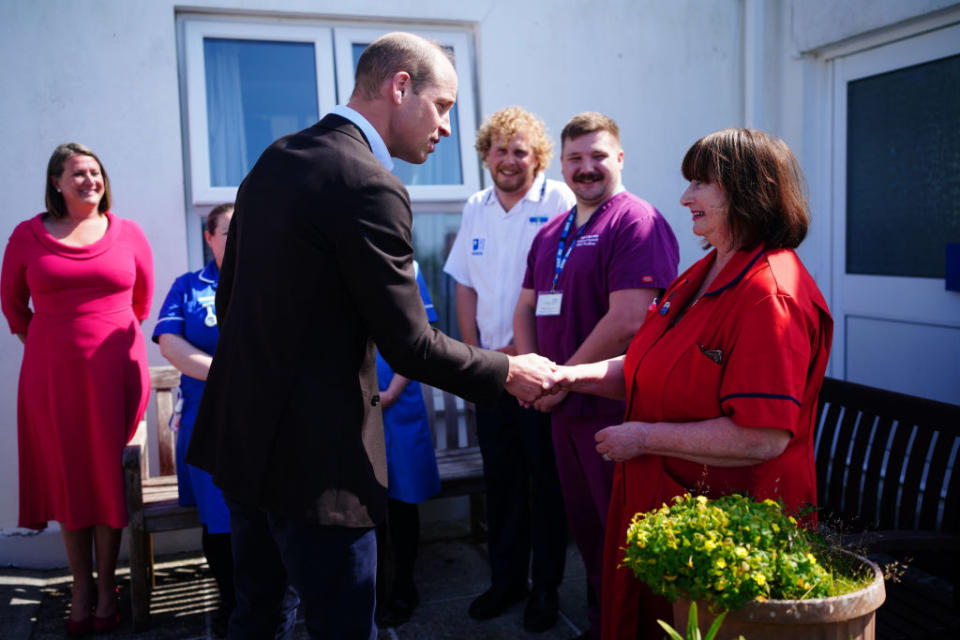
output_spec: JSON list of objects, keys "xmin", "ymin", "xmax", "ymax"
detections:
[{"xmin": 504, "ymin": 353, "xmax": 559, "ymax": 405}]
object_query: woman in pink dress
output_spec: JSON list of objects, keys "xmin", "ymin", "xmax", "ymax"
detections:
[{"xmin": 1, "ymin": 142, "xmax": 153, "ymax": 635}]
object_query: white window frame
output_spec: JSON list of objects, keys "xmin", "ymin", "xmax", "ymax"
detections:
[
  {"xmin": 333, "ymin": 27, "xmax": 481, "ymax": 201},
  {"xmin": 182, "ymin": 18, "xmax": 337, "ymax": 205}
]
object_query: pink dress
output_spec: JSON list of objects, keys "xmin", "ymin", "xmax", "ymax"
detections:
[{"xmin": 1, "ymin": 212, "xmax": 153, "ymax": 530}]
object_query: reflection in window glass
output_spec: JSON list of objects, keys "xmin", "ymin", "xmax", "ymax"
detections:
[
  {"xmin": 411, "ymin": 213, "xmax": 462, "ymax": 338},
  {"xmin": 351, "ymin": 43, "xmax": 463, "ymax": 186},
  {"xmin": 846, "ymin": 53, "xmax": 960, "ymax": 278},
  {"xmin": 205, "ymin": 38, "xmax": 319, "ymax": 186}
]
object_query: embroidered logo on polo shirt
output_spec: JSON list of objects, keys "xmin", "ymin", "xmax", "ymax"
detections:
[
  {"xmin": 471, "ymin": 238, "xmax": 486, "ymax": 256},
  {"xmin": 642, "ymin": 275, "xmax": 654, "ymax": 283},
  {"xmin": 529, "ymin": 216, "xmax": 548, "ymax": 224},
  {"xmin": 576, "ymin": 234, "xmax": 600, "ymax": 247}
]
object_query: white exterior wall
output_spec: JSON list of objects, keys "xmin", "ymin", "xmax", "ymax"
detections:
[{"xmin": 0, "ymin": 0, "xmax": 956, "ymax": 567}]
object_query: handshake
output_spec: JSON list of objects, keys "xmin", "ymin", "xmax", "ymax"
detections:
[{"xmin": 503, "ymin": 353, "xmax": 575, "ymax": 407}]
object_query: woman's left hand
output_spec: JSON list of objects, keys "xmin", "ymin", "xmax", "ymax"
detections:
[{"xmin": 595, "ymin": 422, "xmax": 647, "ymax": 462}]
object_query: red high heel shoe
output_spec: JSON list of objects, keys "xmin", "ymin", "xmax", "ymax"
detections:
[
  {"xmin": 66, "ymin": 615, "xmax": 94, "ymax": 637},
  {"xmin": 92, "ymin": 587, "xmax": 120, "ymax": 634},
  {"xmin": 92, "ymin": 611, "xmax": 119, "ymax": 634}
]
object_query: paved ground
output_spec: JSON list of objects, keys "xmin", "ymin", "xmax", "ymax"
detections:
[{"xmin": 1, "ymin": 527, "xmax": 590, "ymax": 639}]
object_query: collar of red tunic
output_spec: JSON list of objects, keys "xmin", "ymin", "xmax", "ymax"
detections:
[
  {"xmin": 652, "ymin": 245, "xmax": 766, "ymax": 323},
  {"xmin": 702, "ymin": 245, "xmax": 767, "ymax": 297}
]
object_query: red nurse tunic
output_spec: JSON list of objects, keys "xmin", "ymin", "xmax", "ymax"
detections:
[
  {"xmin": 1, "ymin": 212, "xmax": 154, "ymax": 530},
  {"xmin": 601, "ymin": 245, "xmax": 832, "ymax": 640}
]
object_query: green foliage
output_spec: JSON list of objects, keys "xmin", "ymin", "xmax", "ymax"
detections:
[
  {"xmin": 656, "ymin": 601, "xmax": 741, "ymax": 640},
  {"xmin": 624, "ymin": 494, "xmax": 831, "ymax": 612}
]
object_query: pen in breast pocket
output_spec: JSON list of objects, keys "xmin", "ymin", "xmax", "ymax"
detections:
[{"xmin": 698, "ymin": 345, "xmax": 723, "ymax": 364}]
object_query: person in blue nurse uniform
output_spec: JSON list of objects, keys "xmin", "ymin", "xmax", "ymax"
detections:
[
  {"xmin": 153, "ymin": 203, "xmax": 240, "ymax": 635},
  {"xmin": 374, "ymin": 260, "xmax": 442, "ymax": 628},
  {"xmin": 153, "ymin": 204, "xmax": 298, "ymax": 639}
]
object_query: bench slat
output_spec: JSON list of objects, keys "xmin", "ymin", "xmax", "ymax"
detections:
[
  {"xmin": 155, "ymin": 387, "xmax": 176, "ymax": 477},
  {"xmin": 918, "ymin": 432, "xmax": 954, "ymax": 531},
  {"xmin": 841, "ymin": 409, "xmax": 875, "ymax": 526},
  {"xmin": 878, "ymin": 421, "xmax": 914, "ymax": 530},
  {"xmin": 898, "ymin": 425, "xmax": 934, "ymax": 530},
  {"xmin": 859, "ymin": 415, "xmax": 896, "ymax": 528}
]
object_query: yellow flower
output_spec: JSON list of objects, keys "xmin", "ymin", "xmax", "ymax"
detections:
[
  {"xmin": 734, "ymin": 546, "xmax": 748, "ymax": 558},
  {"xmin": 715, "ymin": 558, "xmax": 727, "ymax": 569},
  {"xmin": 752, "ymin": 572, "xmax": 766, "ymax": 585}
]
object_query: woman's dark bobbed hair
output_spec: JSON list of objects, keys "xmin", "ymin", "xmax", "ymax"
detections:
[{"xmin": 681, "ymin": 128, "xmax": 809, "ymax": 250}]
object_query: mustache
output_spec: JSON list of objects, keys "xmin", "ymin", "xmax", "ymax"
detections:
[{"xmin": 573, "ymin": 172, "xmax": 603, "ymax": 183}]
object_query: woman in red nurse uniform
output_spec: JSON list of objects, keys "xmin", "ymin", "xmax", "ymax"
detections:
[{"xmin": 556, "ymin": 129, "xmax": 833, "ymax": 639}]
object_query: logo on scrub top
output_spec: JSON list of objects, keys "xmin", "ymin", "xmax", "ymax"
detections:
[{"xmin": 471, "ymin": 238, "xmax": 486, "ymax": 256}]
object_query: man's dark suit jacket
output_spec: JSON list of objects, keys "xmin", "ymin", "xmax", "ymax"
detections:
[{"xmin": 186, "ymin": 114, "xmax": 508, "ymax": 528}]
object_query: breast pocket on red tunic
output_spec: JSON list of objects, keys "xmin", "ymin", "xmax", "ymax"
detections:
[{"xmin": 660, "ymin": 342, "xmax": 724, "ymax": 421}]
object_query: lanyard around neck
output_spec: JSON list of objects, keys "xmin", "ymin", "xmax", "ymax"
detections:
[{"xmin": 552, "ymin": 204, "xmax": 598, "ymax": 291}]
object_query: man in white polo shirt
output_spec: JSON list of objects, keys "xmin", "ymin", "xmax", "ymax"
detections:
[{"xmin": 444, "ymin": 106, "xmax": 574, "ymax": 632}]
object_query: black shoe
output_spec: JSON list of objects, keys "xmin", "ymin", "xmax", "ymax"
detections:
[
  {"xmin": 375, "ymin": 588, "xmax": 420, "ymax": 628},
  {"xmin": 468, "ymin": 583, "xmax": 529, "ymax": 620},
  {"xmin": 523, "ymin": 588, "xmax": 558, "ymax": 632}
]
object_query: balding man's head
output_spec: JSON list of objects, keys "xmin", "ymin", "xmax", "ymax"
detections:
[{"xmin": 352, "ymin": 32, "xmax": 454, "ymax": 101}]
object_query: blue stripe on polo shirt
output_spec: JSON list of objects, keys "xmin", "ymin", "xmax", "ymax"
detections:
[{"xmin": 720, "ymin": 392, "xmax": 801, "ymax": 407}]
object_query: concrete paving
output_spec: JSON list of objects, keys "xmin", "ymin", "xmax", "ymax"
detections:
[{"xmin": 1, "ymin": 526, "xmax": 590, "ymax": 639}]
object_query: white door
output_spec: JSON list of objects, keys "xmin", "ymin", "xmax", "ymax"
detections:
[{"xmin": 831, "ymin": 22, "xmax": 960, "ymax": 404}]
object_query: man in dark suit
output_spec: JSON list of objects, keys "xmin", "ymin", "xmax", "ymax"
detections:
[{"xmin": 186, "ymin": 32, "xmax": 557, "ymax": 640}]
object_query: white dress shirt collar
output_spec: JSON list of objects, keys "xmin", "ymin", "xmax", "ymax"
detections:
[{"xmin": 331, "ymin": 105, "xmax": 394, "ymax": 171}]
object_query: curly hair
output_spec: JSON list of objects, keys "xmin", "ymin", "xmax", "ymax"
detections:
[
  {"xmin": 475, "ymin": 106, "xmax": 554, "ymax": 173},
  {"xmin": 681, "ymin": 128, "xmax": 809, "ymax": 250}
]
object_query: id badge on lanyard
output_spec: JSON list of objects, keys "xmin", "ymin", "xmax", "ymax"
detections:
[
  {"xmin": 536, "ymin": 291, "xmax": 562, "ymax": 316},
  {"xmin": 536, "ymin": 205, "xmax": 589, "ymax": 317}
]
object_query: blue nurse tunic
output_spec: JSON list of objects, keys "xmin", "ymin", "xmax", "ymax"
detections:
[
  {"xmin": 375, "ymin": 262, "xmax": 442, "ymax": 504},
  {"xmin": 152, "ymin": 260, "xmax": 230, "ymax": 533}
]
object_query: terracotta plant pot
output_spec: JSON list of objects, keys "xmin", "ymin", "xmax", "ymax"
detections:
[{"xmin": 672, "ymin": 551, "xmax": 886, "ymax": 640}]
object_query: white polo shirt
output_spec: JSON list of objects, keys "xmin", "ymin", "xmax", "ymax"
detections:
[{"xmin": 444, "ymin": 173, "xmax": 575, "ymax": 350}]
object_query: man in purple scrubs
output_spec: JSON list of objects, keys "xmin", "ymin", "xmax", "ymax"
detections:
[{"xmin": 513, "ymin": 112, "xmax": 679, "ymax": 640}]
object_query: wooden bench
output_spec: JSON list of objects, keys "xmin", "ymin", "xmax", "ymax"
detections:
[
  {"xmin": 815, "ymin": 377, "xmax": 960, "ymax": 638},
  {"xmin": 122, "ymin": 366, "xmax": 200, "ymax": 630},
  {"xmin": 122, "ymin": 367, "xmax": 486, "ymax": 630},
  {"xmin": 419, "ymin": 383, "xmax": 486, "ymax": 539}
]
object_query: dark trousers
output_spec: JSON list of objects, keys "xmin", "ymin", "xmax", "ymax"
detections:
[
  {"xmin": 376, "ymin": 498, "xmax": 420, "ymax": 600},
  {"xmin": 475, "ymin": 393, "xmax": 567, "ymax": 590},
  {"xmin": 202, "ymin": 526, "xmax": 236, "ymax": 613},
  {"xmin": 225, "ymin": 496, "xmax": 377, "ymax": 640}
]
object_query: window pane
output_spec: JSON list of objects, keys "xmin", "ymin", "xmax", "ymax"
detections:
[
  {"xmin": 846, "ymin": 53, "xmax": 960, "ymax": 277},
  {"xmin": 205, "ymin": 38, "xmax": 319, "ymax": 186},
  {"xmin": 411, "ymin": 213, "xmax": 462, "ymax": 338},
  {"xmin": 351, "ymin": 43, "xmax": 463, "ymax": 186}
]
